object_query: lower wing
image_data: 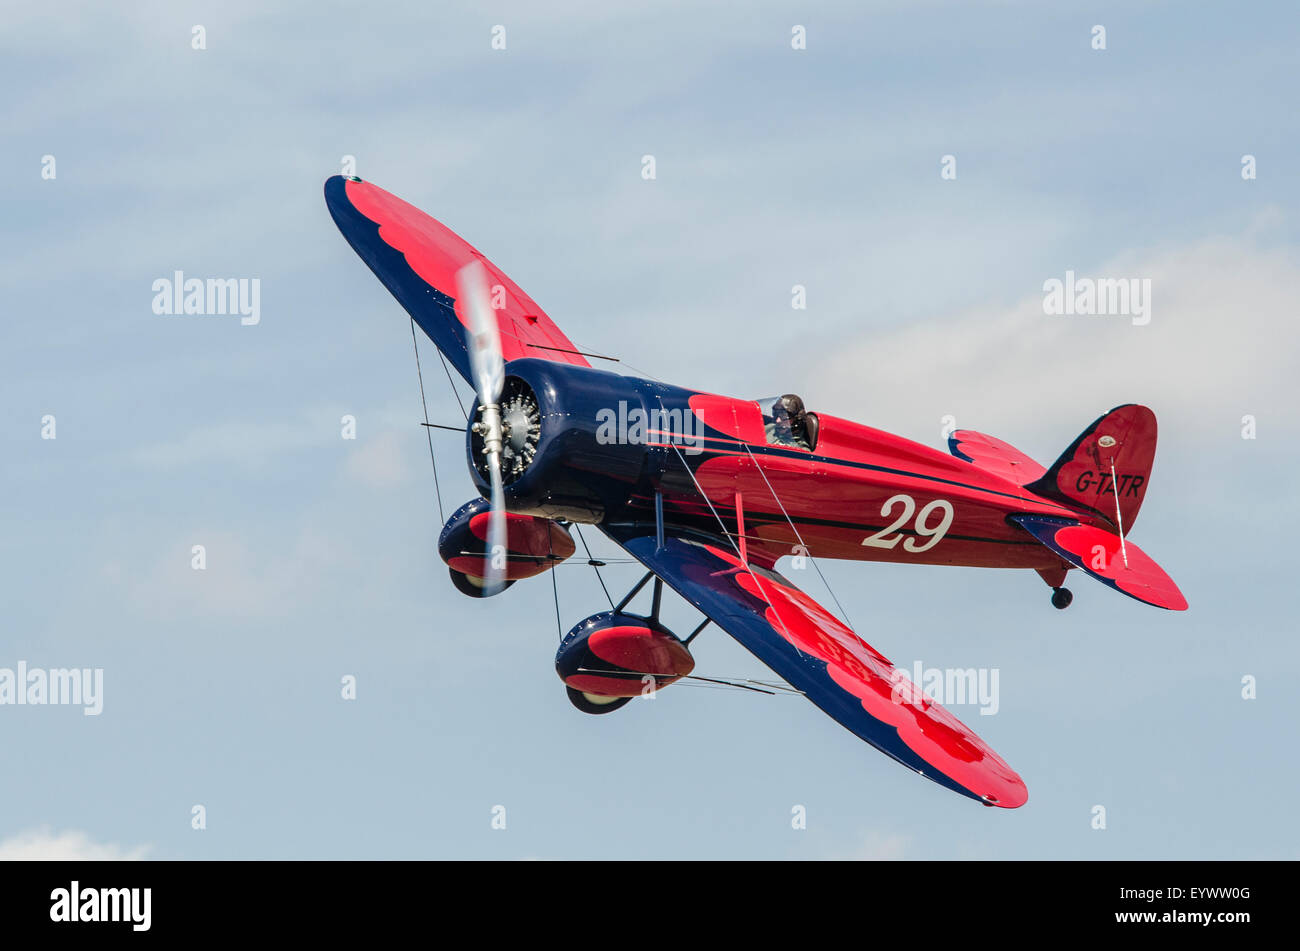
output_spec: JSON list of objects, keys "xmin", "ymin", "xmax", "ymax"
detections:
[{"xmin": 600, "ymin": 523, "xmax": 1028, "ymax": 808}]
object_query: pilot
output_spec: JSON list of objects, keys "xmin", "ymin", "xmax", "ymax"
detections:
[{"xmin": 767, "ymin": 394, "xmax": 811, "ymax": 449}]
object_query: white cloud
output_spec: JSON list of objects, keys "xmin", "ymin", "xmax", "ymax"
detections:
[
  {"xmin": 0, "ymin": 829, "xmax": 149, "ymax": 861},
  {"xmin": 121, "ymin": 526, "xmax": 357, "ymax": 622},
  {"xmin": 812, "ymin": 225, "xmax": 1300, "ymax": 453},
  {"xmin": 123, "ymin": 417, "xmax": 337, "ymax": 473},
  {"xmin": 826, "ymin": 830, "xmax": 910, "ymax": 861},
  {"xmin": 344, "ymin": 430, "xmax": 413, "ymax": 488},
  {"xmin": 118, "ymin": 407, "xmax": 423, "ymax": 476}
]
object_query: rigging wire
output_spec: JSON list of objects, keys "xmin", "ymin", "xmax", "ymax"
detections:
[
  {"xmin": 740, "ymin": 442, "xmax": 858, "ymax": 633},
  {"xmin": 574, "ymin": 524, "xmax": 616, "ymax": 611},
  {"xmin": 660, "ymin": 427, "xmax": 805, "ymax": 660},
  {"xmin": 550, "ymin": 555, "xmax": 564, "ymax": 642},
  {"xmin": 409, "ymin": 318, "xmax": 446, "ymax": 523},
  {"xmin": 436, "ymin": 344, "xmax": 469, "ymax": 421}
]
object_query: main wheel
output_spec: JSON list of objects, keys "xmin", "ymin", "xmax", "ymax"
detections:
[
  {"xmin": 565, "ymin": 686, "xmax": 631, "ymax": 715},
  {"xmin": 1051, "ymin": 587, "xmax": 1073, "ymax": 610}
]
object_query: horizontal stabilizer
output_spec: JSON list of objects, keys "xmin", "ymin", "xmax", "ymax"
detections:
[
  {"xmin": 1009, "ymin": 514, "xmax": 1187, "ymax": 611},
  {"xmin": 949, "ymin": 430, "xmax": 1046, "ymax": 485}
]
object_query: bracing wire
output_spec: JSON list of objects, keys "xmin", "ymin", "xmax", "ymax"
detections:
[
  {"xmin": 574, "ymin": 524, "xmax": 616, "ymax": 611},
  {"xmin": 740, "ymin": 442, "xmax": 858, "ymax": 634},
  {"xmin": 435, "ymin": 344, "xmax": 469, "ymax": 421},
  {"xmin": 550, "ymin": 555, "xmax": 564, "ymax": 642},
  {"xmin": 410, "ymin": 318, "xmax": 446, "ymax": 523},
  {"xmin": 660, "ymin": 427, "xmax": 805, "ymax": 659}
]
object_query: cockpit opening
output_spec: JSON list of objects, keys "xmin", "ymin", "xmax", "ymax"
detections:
[{"xmin": 757, "ymin": 394, "xmax": 818, "ymax": 451}]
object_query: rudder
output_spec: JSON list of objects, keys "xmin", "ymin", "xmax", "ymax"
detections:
[{"xmin": 1023, "ymin": 404, "xmax": 1157, "ymax": 531}]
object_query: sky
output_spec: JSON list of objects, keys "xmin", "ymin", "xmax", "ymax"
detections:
[{"xmin": 2, "ymin": 0, "xmax": 1298, "ymax": 859}]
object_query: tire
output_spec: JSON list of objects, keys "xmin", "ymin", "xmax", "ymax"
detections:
[
  {"xmin": 565, "ymin": 686, "xmax": 631, "ymax": 715},
  {"xmin": 449, "ymin": 566, "xmax": 515, "ymax": 599}
]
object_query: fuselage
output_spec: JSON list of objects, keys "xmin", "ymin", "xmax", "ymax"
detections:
[{"xmin": 470, "ymin": 359, "xmax": 1097, "ymax": 573}]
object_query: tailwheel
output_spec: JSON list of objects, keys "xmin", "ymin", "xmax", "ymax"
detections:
[
  {"xmin": 1051, "ymin": 587, "xmax": 1073, "ymax": 610},
  {"xmin": 448, "ymin": 566, "xmax": 515, "ymax": 599},
  {"xmin": 565, "ymin": 686, "xmax": 631, "ymax": 715}
]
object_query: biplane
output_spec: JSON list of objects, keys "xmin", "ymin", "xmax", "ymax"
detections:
[{"xmin": 324, "ymin": 175, "xmax": 1187, "ymax": 809}]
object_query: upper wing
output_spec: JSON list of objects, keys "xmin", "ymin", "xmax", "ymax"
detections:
[
  {"xmin": 324, "ymin": 175, "xmax": 590, "ymax": 383},
  {"xmin": 948, "ymin": 430, "xmax": 1046, "ymax": 485},
  {"xmin": 600, "ymin": 524, "xmax": 1028, "ymax": 808}
]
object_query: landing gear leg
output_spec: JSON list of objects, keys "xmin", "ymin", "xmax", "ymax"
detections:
[{"xmin": 1051, "ymin": 587, "xmax": 1073, "ymax": 610}]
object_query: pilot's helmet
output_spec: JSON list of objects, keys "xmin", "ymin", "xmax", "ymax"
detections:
[{"xmin": 778, "ymin": 394, "xmax": 805, "ymax": 425}]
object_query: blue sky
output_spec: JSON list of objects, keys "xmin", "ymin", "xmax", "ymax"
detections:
[{"xmin": 2, "ymin": 0, "xmax": 1298, "ymax": 859}]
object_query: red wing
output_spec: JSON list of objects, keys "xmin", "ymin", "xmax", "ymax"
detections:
[
  {"xmin": 602, "ymin": 525, "xmax": 1029, "ymax": 808},
  {"xmin": 325, "ymin": 175, "xmax": 590, "ymax": 383}
]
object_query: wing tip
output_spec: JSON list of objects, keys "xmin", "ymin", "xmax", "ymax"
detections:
[
  {"xmin": 982, "ymin": 787, "xmax": 1029, "ymax": 809},
  {"xmin": 322, "ymin": 173, "xmax": 368, "ymax": 213}
]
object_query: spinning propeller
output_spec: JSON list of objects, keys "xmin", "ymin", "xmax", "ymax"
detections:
[{"xmin": 457, "ymin": 260, "xmax": 508, "ymax": 596}]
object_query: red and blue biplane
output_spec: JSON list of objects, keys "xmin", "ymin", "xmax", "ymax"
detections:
[{"xmin": 325, "ymin": 175, "xmax": 1187, "ymax": 809}]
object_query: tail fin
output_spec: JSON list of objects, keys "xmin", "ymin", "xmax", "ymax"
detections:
[{"xmin": 1023, "ymin": 404, "xmax": 1156, "ymax": 531}]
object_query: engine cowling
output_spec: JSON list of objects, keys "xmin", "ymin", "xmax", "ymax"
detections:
[
  {"xmin": 555, "ymin": 611, "xmax": 695, "ymax": 713},
  {"xmin": 467, "ymin": 359, "xmax": 656, "ymax": 524},
  {"xmin": 438, "ymin": 498, "xmax": 575, "ymax": 597}
]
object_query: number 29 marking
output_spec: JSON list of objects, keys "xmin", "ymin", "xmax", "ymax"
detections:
[{"xmin": 861, "ymin": 494, "xmax": 954, "ymax": 553}]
